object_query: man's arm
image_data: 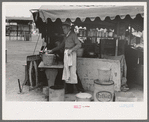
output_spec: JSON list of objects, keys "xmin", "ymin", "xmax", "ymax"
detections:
[
  {"xmin": 71, "ymin": 33, "xmax": 82, "ymax": 52},
  {"xmin": 49, "ymin": 40, "xmax": 65, "ymax": 53}
]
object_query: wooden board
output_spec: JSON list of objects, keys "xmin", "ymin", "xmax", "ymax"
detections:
[
  {"xmin": 38, "ymin": 61, "xmax": 64, "ymax": 69},
  {"xmin": 115, "ymin": 92, "xmax": 137, "ymax": 102}
]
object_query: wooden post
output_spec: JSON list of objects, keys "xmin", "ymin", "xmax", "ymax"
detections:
[
  {"xmin": 18, "ymin": 79, "xmax": 22, "ymax": 93},
  {"xmin": 23, "ymin": 25, "xmax": 25, "ymax": 41},
  {"xmin": 29, "ymin": 24, "xmax": 30, "ymax": 41},
  {"xmin": 115, "ymin": 39, "xmax": 118, "ymax": 56},
  {"xmin": 129, "ymin": 25, "xmax": 132, "ymax": 45},
  {"xmin": 21, "ymin": 25, "xmax": 23, "ymax": 40},
  {"xmin": 17, "ymin": 24, "xmax": 18, "ymax": 40},
  {"xmin": 6, "ymin": 49, "xmax": 7, "ymax": 63},
  {"xmin": 115, "ymin": 22, "xmax": 120, "ymax": 56},
  {"xmin": 46, "ymin": 20, "xmax": 48, "ymax": 46},
  {"xmin": 9, "ymin": 22, "xmax": 11, "ymax": 41}
]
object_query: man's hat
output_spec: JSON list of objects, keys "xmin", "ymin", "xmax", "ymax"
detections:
[{"xmin": 62, "ymin": 21, "xmax": 72, "ymax": 26}]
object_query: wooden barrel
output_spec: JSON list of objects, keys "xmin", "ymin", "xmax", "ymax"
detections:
[{"xmin": 94, "ymin": 79, "xmax": 114, "ymax": 102}]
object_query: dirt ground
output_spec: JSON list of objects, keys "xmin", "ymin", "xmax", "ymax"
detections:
[
  {"xmin": 5, "ymin": 34, "xmax": 48, "ymax": 101},
  {"xmin": 5, "ymin": 34, "xmax": 86, "ymax": 102}
]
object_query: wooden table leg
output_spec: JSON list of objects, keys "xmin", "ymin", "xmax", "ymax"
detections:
[
  {"xmin": 23, "ymin": 64, "xmax": 28, "ymax": 85},
  {"xmin": 45, "ymin": 69, "xmax": 58, "ymax": 87}
]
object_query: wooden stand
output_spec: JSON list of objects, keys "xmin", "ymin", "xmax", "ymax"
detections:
[{"xmin": 38, "ymin": 61, "xmax": 63, "ymax": 88}]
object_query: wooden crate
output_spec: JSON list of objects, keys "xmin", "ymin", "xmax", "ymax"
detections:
[{"xmin": 115, "ymin": 92, "xmax": 137, "ymax": 102}]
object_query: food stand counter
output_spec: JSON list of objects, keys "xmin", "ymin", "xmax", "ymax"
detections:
[
  {"xmin": 77, "ymin": 58, "xmax": 122, "ymax": 92},
  {"xmin": 38, "ymin": 57, "xmax": 125, "ymax": 92}
]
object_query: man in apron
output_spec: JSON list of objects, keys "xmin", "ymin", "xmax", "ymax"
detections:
[{"xmin": 47, "ymin": 21, "xmax": 84, "ymax": 93}]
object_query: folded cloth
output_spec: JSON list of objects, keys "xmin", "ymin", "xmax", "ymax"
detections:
[
  {"xmin": 62, "ymin": 49, "xmax": 72, "ymax": 81},
  {"xmin": 62, "ymin": 49, "xmax": 77, "ymax": 84}
]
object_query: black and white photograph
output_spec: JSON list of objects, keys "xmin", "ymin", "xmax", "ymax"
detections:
[{"xmin": 2, "ymin": 2, "xmax": 147, "ymax": 120}]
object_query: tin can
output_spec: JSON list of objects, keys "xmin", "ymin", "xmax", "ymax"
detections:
[{"xmin": 94, "ymin": 79, "xmax": 114, "ymax": 102}]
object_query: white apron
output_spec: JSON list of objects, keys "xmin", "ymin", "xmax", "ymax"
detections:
[{"xmin": 62, "ymin": 49, "xmax": 78, "ymax": 84}]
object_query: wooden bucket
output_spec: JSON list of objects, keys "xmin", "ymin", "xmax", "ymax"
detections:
[
  {"xmin": 42, "ymin": 54, "xmax": 56, "ymax": 66},
  {"xmin": 49, "ymin": 86, "xmax": 65, "ymax": 101}
]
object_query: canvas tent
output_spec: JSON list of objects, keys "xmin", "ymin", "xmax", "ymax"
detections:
[
  {"xmin": 31, "ymin": 5, "xmax": 143, "ymax": 22},
  {"xmin": 31, "ymin": 5, "xmax": 144, "ymax": 39}
]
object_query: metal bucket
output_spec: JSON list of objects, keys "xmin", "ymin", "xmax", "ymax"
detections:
[
  {"xmin": 49, "ymin": 85, "xmax": 65, "ymax": 101},
  {"xmin": 94, "ymin": 79, "xmax": 114, "ymax": 102},
  {"xmin": 75, "ymin": 93, "xmax": 92, "ymax": 102}
]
